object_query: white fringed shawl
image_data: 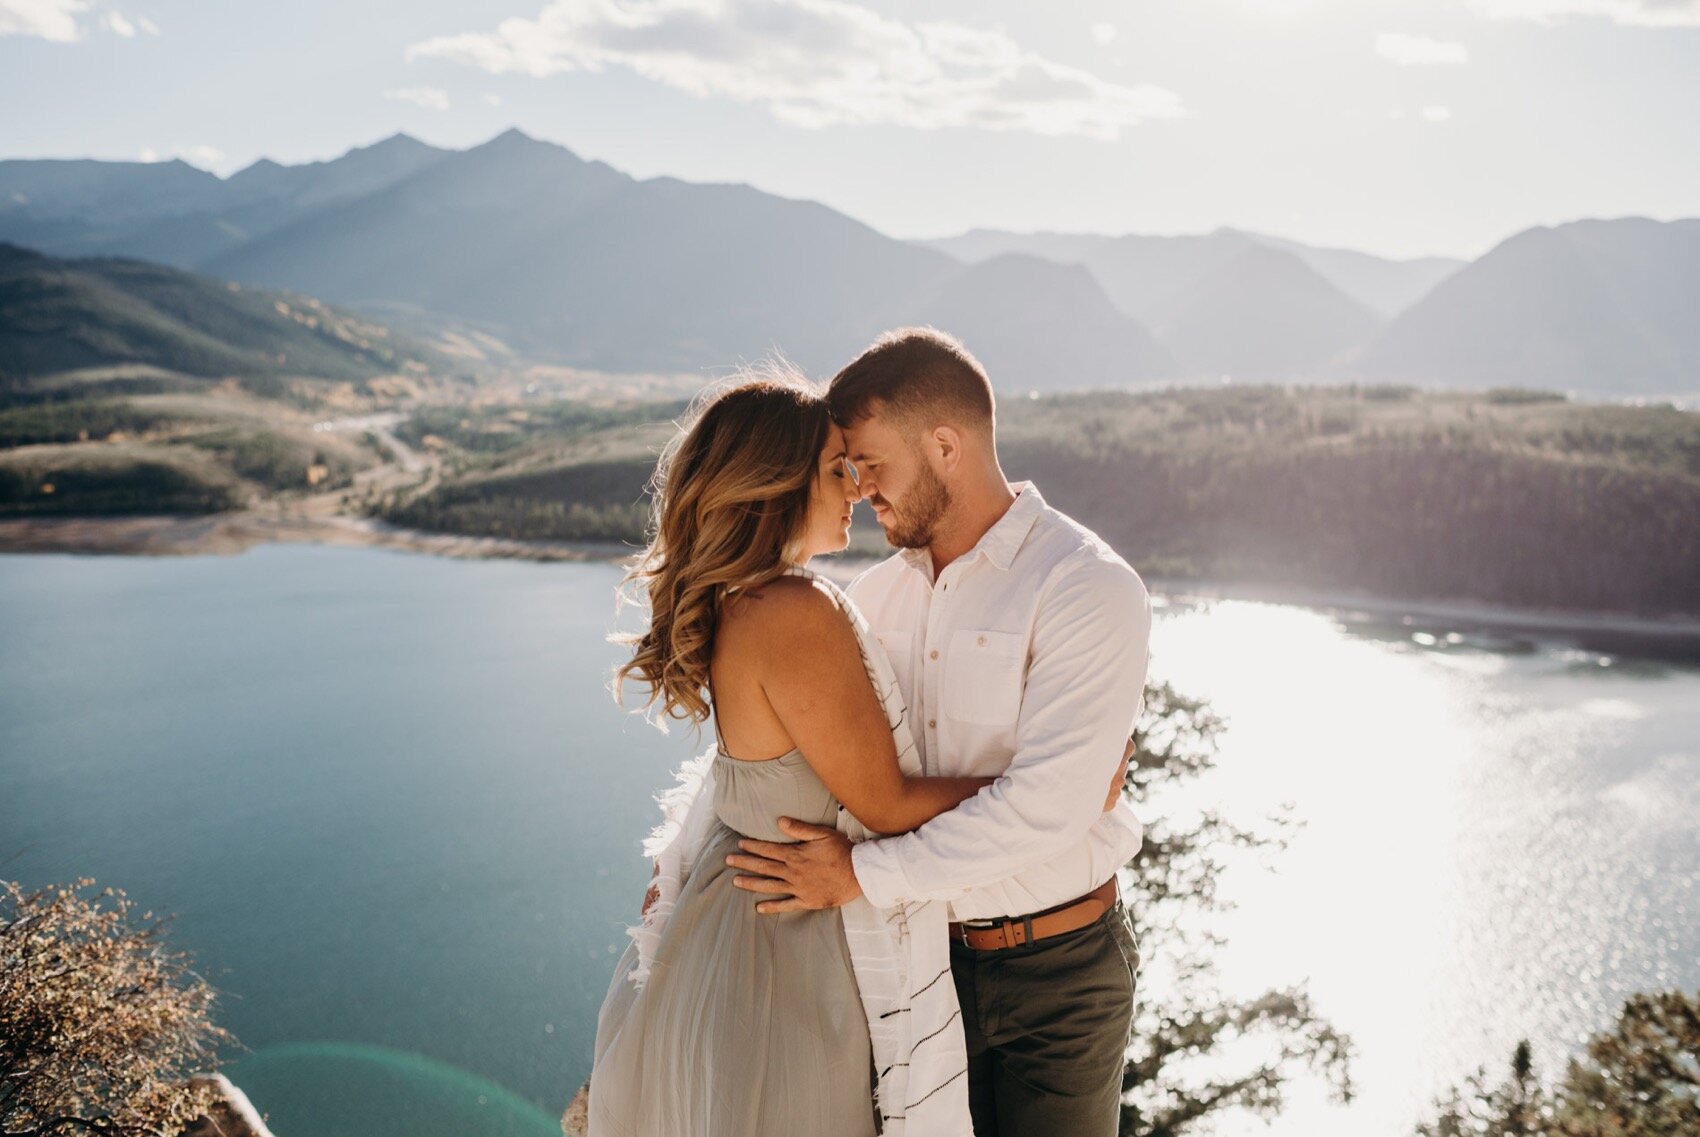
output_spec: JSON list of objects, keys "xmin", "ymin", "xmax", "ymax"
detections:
[{"xmin": 621, "ymin": 566, "xmax": 972, "ymax": 1136}]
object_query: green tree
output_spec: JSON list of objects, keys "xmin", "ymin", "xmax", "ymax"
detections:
[
  {"xmin": 1414, "ymin": 991, "xmax": 1700, "ymax": 1137},
  {"xmin": 1116, "ymin": 682, "xmax": 1355, "ymax": 1136},
  {"xmin": 1416, "ymin": 1041, "xmax": 1556, "ymax": 1137},
  {"xmin": 1554, "ymin": 990, "xmax": 1700, "ymax": 1137}
]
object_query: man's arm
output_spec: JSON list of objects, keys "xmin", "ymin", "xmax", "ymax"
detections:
[
  {"xmin": 729, "ymin": 730, "xmax": 1138, "ymax": 914},
  {"xmin": 850, "ymin": 555, "xmax": 1152, "ymax": 909}
]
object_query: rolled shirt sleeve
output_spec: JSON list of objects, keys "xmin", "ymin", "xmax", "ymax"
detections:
[{"xmin": 851, "ymin": 553, "xmax": 1153, "ymax": 909}]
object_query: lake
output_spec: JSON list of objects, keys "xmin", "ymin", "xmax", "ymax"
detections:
[{"xmin": 2, "ymin": 544, "xmax": 1696, "ymax": 1137}]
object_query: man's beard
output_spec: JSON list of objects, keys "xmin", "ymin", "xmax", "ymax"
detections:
[{"xmin": 878, "ymin": 463, "xmax": 951, "ymax": 550}]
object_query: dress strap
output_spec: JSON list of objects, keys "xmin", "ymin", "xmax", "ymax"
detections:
[{"xmin": 783, "ymin": 561, "xmax": 851, "ymax": 608}]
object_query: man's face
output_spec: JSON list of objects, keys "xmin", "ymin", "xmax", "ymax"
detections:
[{"xmin": 842, "ymin": 408, "xmax": 951, "ymax": 550}]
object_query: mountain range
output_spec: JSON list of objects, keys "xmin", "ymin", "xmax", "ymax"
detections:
[{"xmin": 2, "ymin": 130, "xmax": 1695, "ymax": 397}]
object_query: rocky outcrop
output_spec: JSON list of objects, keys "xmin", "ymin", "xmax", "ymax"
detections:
[
  {"xmin": 561, "ymin": 1080, "xmax": 590, "ymax": 1137},
  {"xmin": 180, "ymin": 1074, "xmax": 276, "ymax": 1137}
]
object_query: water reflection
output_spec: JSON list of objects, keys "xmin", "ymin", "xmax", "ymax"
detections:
[
  {"xmin": 1144, "ymin": 597, "xmax": 1700, "ymax": 1136},
  {"xmin": 225, "ymin": 1043, "xmax": 558, "ymax": 1137},
  {"xmin": 2, "ymin": 553, "xmax": 1694, "ymax": 1137}
]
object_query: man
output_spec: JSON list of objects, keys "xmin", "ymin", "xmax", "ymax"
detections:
[{"xmin": 725, "ymin": 327, "xmax": 1152, "ymax": 1136}]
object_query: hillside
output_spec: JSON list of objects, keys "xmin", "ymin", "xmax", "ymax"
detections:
[
  {"xmin": 372, "ymin": 385, "xmax": 1700, "ymax": 617},
  {"xmin": 927, "ymin": 228, "xmax": 1259, "ymax": 328},
  {"xmin": 997, "ymin": 386, "xmax": 1700, "ymax": 615},
  {"xmin": 1232, "ymin": 229, "xmax": 1463, "ymax": 318},
  {"xmin": 1152, "ymin": 244, "xmax": 1381, "ymax": 378},
  {"xmin": 917, "ymin": 218, "xmax": 1700, "ymax": 399},
  {"xmin": 0, "ymin": 243, "xmax": 438, "ymax": 382},
  {"xmin": 0, "ymin": 399, "xmax": 378, "ymax": 520},
  {"xmin": 1354, "ymin": 218, "xmax": 1700, "ymax": 396},
  {"xmin": 923, "ymin": 228, "xmax": 1386, "ymax": 379},
  {"xmin": 3, "ymin": 363, "xmax": 1695, "ymax": 617},
  {"xmin": 904, "ymin": 254, "xmax": 1172, "ymax": 388},
  {"xmin": 926, "ymin": 227, "xmax": 1465, "ymax": 322}
]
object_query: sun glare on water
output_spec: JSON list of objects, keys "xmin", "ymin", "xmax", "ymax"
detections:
[{"xmin": 1138, "ymin": 596, "xmax": 1700, "ymax": 1136}]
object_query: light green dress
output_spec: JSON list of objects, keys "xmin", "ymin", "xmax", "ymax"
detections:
[{"xmin": 587, "ymin": 737, "xmax": 878, "ymax": 1137}]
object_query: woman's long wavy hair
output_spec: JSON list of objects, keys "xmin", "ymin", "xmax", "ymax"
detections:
[{"xmin": 613, "ymin": 363, "xmax": 832, "ymax": 726}]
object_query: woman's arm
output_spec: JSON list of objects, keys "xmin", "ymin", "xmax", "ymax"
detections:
[
  {"xmin": 747, "ymin": 581, "xmax": 992, "ymax": 835},
  {"xmin": 870, "ymin": 773, "xmax": 996, "ymax": 835}
]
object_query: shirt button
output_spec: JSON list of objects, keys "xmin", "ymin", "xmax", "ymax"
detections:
[
  {"xmin": 977, "ymin": 635, "xmax": 986, "ymax": 647},
  {"xmin": 927, "ymin": 719, "xmax": 936, "ymax": 729},
  {"xmin": 929, "ymin": 649, "xmax": 939, "ymax": 661}
]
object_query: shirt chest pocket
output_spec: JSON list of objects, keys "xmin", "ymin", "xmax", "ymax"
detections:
[{"xmin": 941, "ymin": 628, "xmax": 1025, "ymax": 726}]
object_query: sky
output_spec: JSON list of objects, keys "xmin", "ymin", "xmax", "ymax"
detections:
[{"xmin": 2, "ymin": 0, "xmax": 1697, "ymax": 260}]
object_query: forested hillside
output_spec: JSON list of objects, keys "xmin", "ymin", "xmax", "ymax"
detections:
[
  {"xmin": 0, "ymin": 243, "xmax": 437, "ymax": 382},
  {"xmin": 374, "ymin": 385, "xmax": 1700, "ymax": 616}
]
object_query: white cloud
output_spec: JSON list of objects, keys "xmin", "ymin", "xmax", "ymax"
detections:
[
  {"xmin": 406, "ymin": 0, "xmax": 1186, "ymax": 140},
  {"xmin": 0, "ymin": 0, "xmax": 89, "ymax": 41},
  {"xmin": 483, "ymin": 91, "xmax": 503, "ymax": 105},
  {"xmin": 1376, "ymin": 32, "xmax": 1468, "ymax": 65},
  {"xmin": 103, "ymin": 9, "xmax": 157, "ymax": 35},
  {"xmin": 1471, "ymin": 0, "xmax": 1700, "ymax": 26},
  {"xmin": 138, "ymin": 146, "xmax": 158, "ymax": 161},
  {"xmin": 385, "ymin": 85, "xmax": 452, "ymax": 110},
  {"xmin": 1090, "ymin": 21, "xmax": 1117, "ymax": 45},
  {"xmin": 1420, "ymin": 104, "xmax": 1453, "ymax": 121}
]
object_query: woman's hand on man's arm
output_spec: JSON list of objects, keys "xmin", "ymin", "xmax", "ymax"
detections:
[{"xmin": 641, "ymin": 861, "xmax": 661, "ymax": 918}]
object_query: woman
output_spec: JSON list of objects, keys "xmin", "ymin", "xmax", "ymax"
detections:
[{"xmin": 587, "ymin": 367, "xmax": 1123, "ymax": 1136}]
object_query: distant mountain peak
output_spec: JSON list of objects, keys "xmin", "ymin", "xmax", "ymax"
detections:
[
  {"xmin": 486, "ymin": 126, "xmax": 540, "ymax": 147},
  {"xmin": 227, "ymin": 157, "xmax": 284, "ymax": 182},
  {"xmin": 1357, "ymin": 214, "xmax": 1700, "ymax": 393},
  {"xmin": 972, "ymin": 250, "xmax": 1099, "ymax": 282},
  {"xmin": 346, "ymin": 132, "xmax": 438, "ymax": 161},
  {"xmin": 457, "ymin": 127, "xmax": 579, "ymax": 164}
]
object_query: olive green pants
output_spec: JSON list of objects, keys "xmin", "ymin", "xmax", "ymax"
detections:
[{"xmin": 949, "ymin": 902, "xmax": 1140, "ymax": 1137}]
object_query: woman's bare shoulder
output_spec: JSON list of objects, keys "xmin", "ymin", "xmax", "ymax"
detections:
[{"xmin": 719, "ymin": 576, "xmax": 849, "ymax": 649}]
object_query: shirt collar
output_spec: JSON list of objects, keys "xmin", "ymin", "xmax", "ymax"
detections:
[{"xmin": 898, "ymin": 480, "xmax": 1045, "ymax": 575}]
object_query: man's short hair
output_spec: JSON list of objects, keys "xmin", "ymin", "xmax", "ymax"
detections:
[{"xmin": 826, "ymin": 327, "xmax": 995, "ymax": 435}]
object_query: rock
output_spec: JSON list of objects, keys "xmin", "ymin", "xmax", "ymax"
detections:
[
  {"xmin": 561, "ymin": 1079, "xmax": 590, "ymax": 1137},
  {"xmin": 180, "ymin": 1073, "xmax": 276, "ymax": 1137}
]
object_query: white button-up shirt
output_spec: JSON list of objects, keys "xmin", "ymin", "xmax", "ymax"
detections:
[{"xmin": 846, "ymin": 481, "xmax": 1152, "ymax": 921}]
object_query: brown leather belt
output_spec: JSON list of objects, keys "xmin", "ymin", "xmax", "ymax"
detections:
[{"xmin": 948, "ymin": 878, "xmax": 1120, "ymax": 952}]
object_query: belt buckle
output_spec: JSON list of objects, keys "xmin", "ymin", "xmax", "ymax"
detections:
[
  {"xmin": 953, "ymin": 919, "xmax": 993, "ymax": 948},
  {"xmin": 969, "ymin": 915, "xmax": 1033, "ymax": 950},
  {"xmin": 962, "ymin": 918, "xmax": 1003, "ymax": 949}
]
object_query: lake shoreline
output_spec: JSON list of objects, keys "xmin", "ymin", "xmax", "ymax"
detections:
[
  {"xmin": 1152, "ymin": 578, "xmax": 1700, "ymax": 642},
  {"xmin": 4, "ymin": 510, "xmax": 1699, "ymax": 643},
  {"xmin": 0, "ymin": 510, "xmax": 635, "ymax": 564}
]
